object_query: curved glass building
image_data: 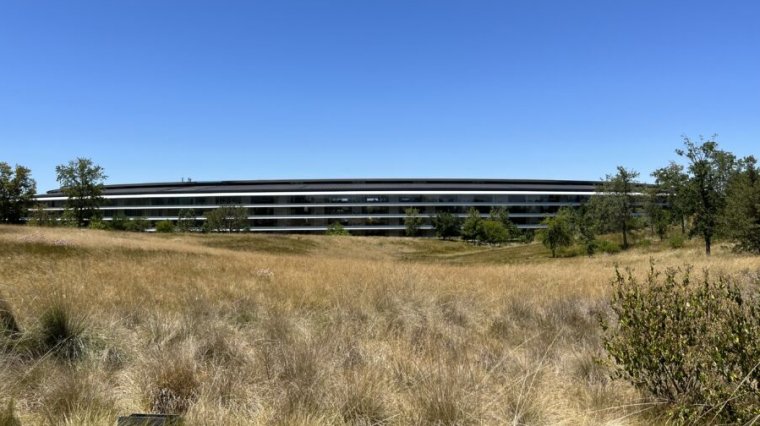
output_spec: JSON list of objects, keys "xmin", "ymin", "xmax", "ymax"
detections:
[{"xmin": 35, "ymin": 178, "xmax": 599, "ymax": 235}]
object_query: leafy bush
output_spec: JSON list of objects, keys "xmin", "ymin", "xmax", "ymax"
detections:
[
  {"xmin": 124, "ymin": 217, "xmax": 149, "ymax": 232},
  {"xmin": 595, "ymin": 239, "xmax": 621, "ymax": 254},
  {"xmin": 326, "ymin": 222, "xmax": 350, "ymax": 236},
  {"xmin": 155, "ymin": 220, "xmax": 175, "ymax": 233},
  {"xmin": 601, "ymin": 263, "xmax": 760, "ymax": 423},
  {"xmin": 479, "ymin": 219, "xmax": 509, "ymax": 244},
  {"xmin": 88, "ymin": 218, "xmax": 108, "ymax": 230},
  {"xmin": 669, "ymin": 232, "xmax": 685, "ymax": 249}
]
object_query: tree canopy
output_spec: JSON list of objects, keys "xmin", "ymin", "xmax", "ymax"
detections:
[
  {"xmin": 55, "ymin": 158, "xmax": 107, "ymax": 227},
  {"xmin": 0, "ymin": 162, "xmax": 37, "ymax": 224}
]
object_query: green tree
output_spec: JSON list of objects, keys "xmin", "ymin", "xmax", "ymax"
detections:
[
  {"xmin": 538, "ymin": 208, "xmax": 573, "ymax": 257},
  {"xmin": 489, "ymin": 206, "xmax": 518, "ymax": 239},
  {"xmin": 460, "ymin": 208, "xmax": 482, "ymax": 241},
  {"xmin": 431, "ymin": 211, "xmax": 460, "ymax": 240},
  {"xmin": 479, "ymin": 219, "xmax": 509, "ymax": 244},
  {"xmin": 0, "ymin": 162, "xmax": 37, "ymax": 224},
  {"xmin": 591, "ymin": 166, "xmax": 641, "ymax": 249},
  {"xmin": 204, "ymin": 205, "xmax": 249, "ymax": 232},
  {"xmin": 109, "ymin": 212, "xmax": 128, "ymax": 231},
  {"xmin": 651, "ymin": 162, "xmax": 689, "ymax": 234},
  {"xmin": 573, "ymin": 205, "xmax": 597, "ymax": 256},
  {"xmin": 723, "ymin": 156, "xmax": 760, "ymax": 253},
  {"xmin": 177, "ymin": 208, "xmax": 197, "ymax": 232},
  {"xmin": 403, "ymin": 207, "xmax": 424, "ymax": 236},
  {"xmin": 676, "ymin": 136, "xmax": 737, "ymax": 256},
  {"xmin": 55, "ymin": 158, "xmax": 107, "ymax": 227},
  {"xmin": 27, "ymin": 203, "xmax": 56, "ymax": 227}
]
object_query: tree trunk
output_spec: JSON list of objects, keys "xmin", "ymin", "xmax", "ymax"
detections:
[
  {"xmin": 705, "ymin": 234, "xmax": 712, "ymax": 256},
  {"xmin": 622, "ymin": 220, "xmax": 629, "ymax": 249}
]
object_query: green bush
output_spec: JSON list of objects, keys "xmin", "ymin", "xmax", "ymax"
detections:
[
  {"xmin": 595, "ymin": 239, "xmax": 621, "ymax": 254},
  {"xmin": 669, "ymin": 232, "xmax": 686, "ymax": 249},
  {"xmin": 88, "ymin": 218, "xmax": 108, "ymax": 230},
  {"xmin": 124, "ymin": 217, "xmax": 149, "ymax": 232},
  {"xmin": 326, "ymin": 222, "xmax": 350, "ymax": 236},
  {"xmin": 155, "ymin": 220, "xmax": 175, "ymax": 233},
  {"xmin": 479, "ymin": 219, "xmax": 509, "ymax": 244},
  {"xmin": 601, "ymin": 263, "xmax": 760, "ymax": 423}
]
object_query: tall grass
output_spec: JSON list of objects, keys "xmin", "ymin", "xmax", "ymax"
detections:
[{"xmin": 0, "ymin": 225, "xmax": 757, "ymax": 424}]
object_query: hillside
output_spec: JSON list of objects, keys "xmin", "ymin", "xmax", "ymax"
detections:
[{"xmin": 1, "ymin": 225, "xmax": 758, "ymax": 424}]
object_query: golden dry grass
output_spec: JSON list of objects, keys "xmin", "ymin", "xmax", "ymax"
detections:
[{"xmin": 0, "ymin": 225, "xmax": 758, "ymax": 425}]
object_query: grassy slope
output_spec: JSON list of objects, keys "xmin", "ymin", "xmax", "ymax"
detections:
[{"xmin": 0, "ymin": 226, "xmax": 758, "ymax": 425}]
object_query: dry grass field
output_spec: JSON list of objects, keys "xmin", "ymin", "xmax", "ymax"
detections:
[{"xmin": 1, "ymin": 225, "xmax": 759, "ymax": 425}]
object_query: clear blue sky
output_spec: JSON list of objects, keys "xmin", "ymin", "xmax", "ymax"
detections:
[{"xmin": 2, "ymin": 1, "xmax": 759, "ymax": 192}]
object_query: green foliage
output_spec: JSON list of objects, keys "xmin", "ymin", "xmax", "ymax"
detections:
[
  {"xmin": 124, "ymin": 217, "xmax": 149, "ymax": 232},
  {"xmin": 0, "ymin": 162, "xmax": 37, "ymax": 224},
  {"xmin": 155, "ymin": 220, "xmax": 175, "ymax": 233},
  {"xmin": 669, "ymin": 232, "xmax": 686, "ymax": 249},
  {"xmin": 538, "ymin": 209, "xmax": 573, "ymax": 257},
  {"xmin": 326, "ymin": 222, "xmax": 350, "ymax": 236},
  {"xmin": 108, "ymin": 212, "xmax": 128, "ymax": 231},
  {"xmin": 27, "ymin": 203, "xmax": 56, "ymax": 227},
  {"xmin": 591, "ymin": 166, "xmax": 642, "ymax": 249},
  {"xmin": 55, "ymin": 158, "xmax": 107, "ymax": 227},
  {"xmin": 572, "ymin": 205, "xmax": 597, "ymax": 256},
  {"xmin": 403, "ymin": 208, "xmax": 424, "ymax": 237},
  {"xmin": 204, "ymin": 205, "xmax": 249, "ymax": 232},
  {"xmin": 461, "ymin": 208, "xmax": 513, "ymax": 244},
  {"xmin": 723, "ymin": 156, "xmax": 760, "ymax": 253},
  {"xmin": 595, "ymin": 239, "xmax": 621, "ymax": 254},
  {"xmin": 177, "ymin": 209, "xmax": 197, "ymax": 232},
  {"xmin": 517, "ymin": 229, "xmax": 535, "ymax": 243},
  {"xmin": 651, "ymin": 162, "xmax": 689, "ymax": 234},
  {"xmin": 88, "ymin": 218, "xmax": 108, "ymax": 230},
  {"xmin": 431, "ymin": 211, "xmax": 460, "ymax": 240},
  {"xmin": 676, "ymin": 136, "xmax": 737, "ymax": 256},
  {"xmin": 489, "ymin": 206, "xmax": 518, "ymax": 238},
  {"xmin": 460, "ymin": 208, "xmax": 482, "ymax": 241},
  {"xmin": 601, "ymin": 263, "xmax": 760, "ymax": 423},
  {"xmin": 479, "ymin": 220, "xmax": 509, "ymax": 244}
]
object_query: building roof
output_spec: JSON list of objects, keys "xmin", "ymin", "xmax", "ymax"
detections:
[{"xmin": 41, "ymin": 178, "xmax": 600, "ymax": 197}]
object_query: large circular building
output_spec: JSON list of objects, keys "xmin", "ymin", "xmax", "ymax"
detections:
[{"xmin": 36, "ymin": 178, "xmax": 599, "ymax": 235}]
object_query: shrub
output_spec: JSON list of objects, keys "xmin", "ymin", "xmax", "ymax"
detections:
[
  {"xmin": 601, "ymin": 263, "xmax": 760, "ymax": 423},
  {"xmin": 479, "ymin": 219, "xmax": 509, "ymax": 244},
  {"xmin": 669, "ymin": 232, "xmax": 685, "ymax": 249},
  {"xmin": 88, "ymin": 218, "xmax": 108, "ymax": 230},
  {"xmin": 326, "ymin": 222, "xmax": 350, "ymax": 236},
  {"xmin": 155, "ymin": 220, "xmax": 175, "ymax": 233},
  {"xmin": 595, "ymin": 239, "xmax": 621, "ymax": 254},
  {"xmin": 124, "ymin": 217, "xmax": 149, "ymax": 232}
]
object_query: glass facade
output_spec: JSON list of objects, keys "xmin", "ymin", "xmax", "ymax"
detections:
[{"xmin": 35, "ymin": 179, "xmax": 598, "ymax": 234}]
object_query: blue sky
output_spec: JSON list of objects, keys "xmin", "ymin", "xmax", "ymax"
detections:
[{"xmin": 1, "ymin": 1, "xmax": 759, "ymax": 192}]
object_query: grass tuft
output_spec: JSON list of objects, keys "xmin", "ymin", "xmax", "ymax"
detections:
[{"xmin": 35, "ymin": 302, "xmax": 90, "ymax": 362}]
